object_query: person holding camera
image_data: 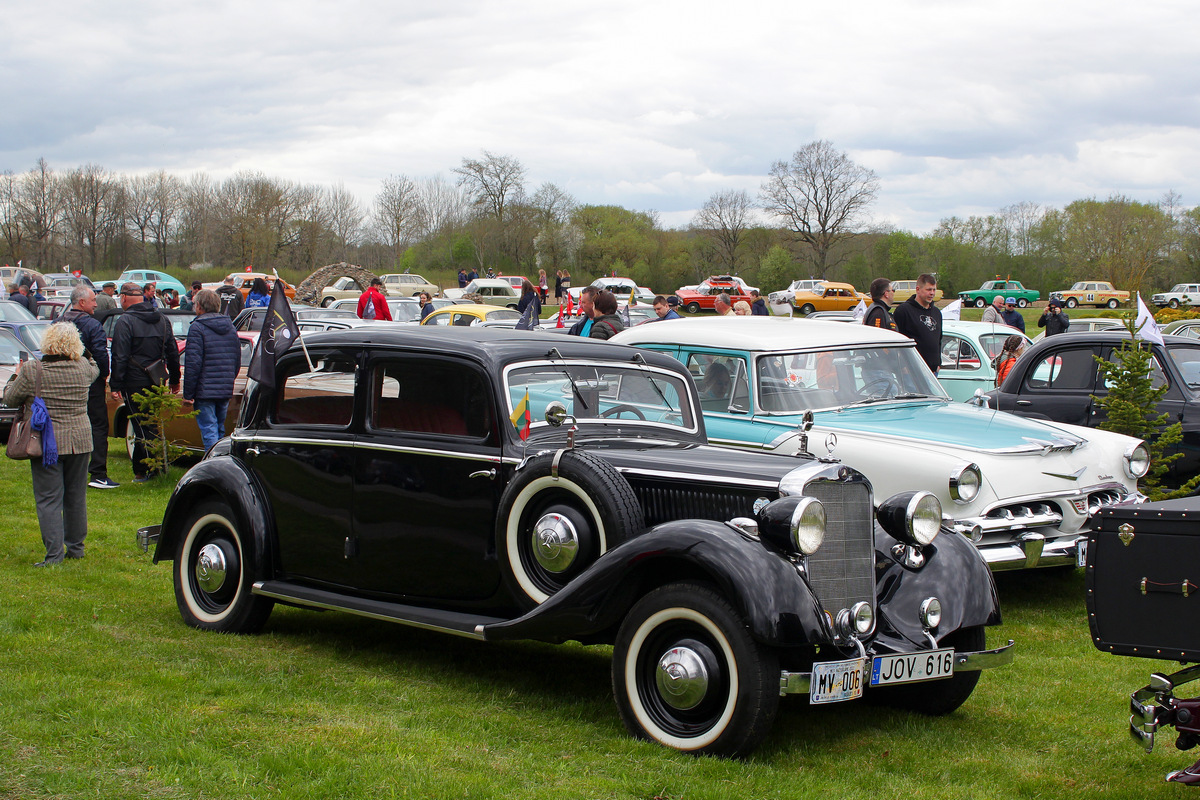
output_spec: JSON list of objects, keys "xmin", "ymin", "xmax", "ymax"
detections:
[{"xmin": 1038, "ymin": 300, "xmax": 1070, "ymax": 336}]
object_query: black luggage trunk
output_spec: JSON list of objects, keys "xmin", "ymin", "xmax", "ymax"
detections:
[{"xmin": 1087, "ymin": 499, "xmax": 1200, "ymax": 662}]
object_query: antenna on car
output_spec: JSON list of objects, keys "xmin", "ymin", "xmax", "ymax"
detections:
[
  {"xmin": 631, "ymin": 352, "xmax": 646, "ymax": 364},
  {"xmin": 546, "ymin": 347, "xmax": 564, "ymax": 360}
]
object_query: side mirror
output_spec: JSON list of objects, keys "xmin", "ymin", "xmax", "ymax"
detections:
[
  {"xmin": 969, "ymin": 389, "xmax": 990, "ymax": 408},
  {"xmin": 544, "ymin": 401, "xmax": 575, "ymax": 428}
]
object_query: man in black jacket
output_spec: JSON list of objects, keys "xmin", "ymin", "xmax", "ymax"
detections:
[
  {"xmin": 216, "ymin": 277, "xmax": 245, "ymax": 320},
  {"xmin": 893, "ymin": 273, "xmax": 942, "ymax": 374},
  {"xmin": 62, "ymin": 286, "xmax": 118, "ymax": 489},
  {"xmin": 1038, "ymin": 300, "xmax": 1070, "ymax": 336},
  {"xmin": 863, "ymin": 278, "xmax": 897, "ymax": 331},
  {"xmin": 109, "ymin": 282, "xmax": 181, "ymax": 481}
]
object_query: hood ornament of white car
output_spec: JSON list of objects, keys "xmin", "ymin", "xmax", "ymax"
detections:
[{"xmin": 825, "ymin": 433, "xmax": 838, "ymax": 455}]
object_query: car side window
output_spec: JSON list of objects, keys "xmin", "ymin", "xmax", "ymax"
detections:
[
  {"xmin": 273, "ymin": 357, "xmax": 357, "ymax": 426},
  {"xmin": 1025, "ymin": 348, "xmax": 1097, "ymax": 390},
  {"xmin": 940, "ymin": 337, "xmax": 980, "ymax": 371},
  {"xmin": 1101, "ymin": 353, "xmax": 1167, "ymax": 391},
  {"xmin": 686, "ymin": 354, "xmax": 748, "ymax": 411},
  {"xmin": 370, "ymin": 359, "xmax": 491, "ymax": 438}
]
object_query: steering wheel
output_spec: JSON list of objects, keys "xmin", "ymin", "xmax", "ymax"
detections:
[
  {"xmin": 600, "ymin": 404, "xmax": 647, "ymax": 420},
  {"xmin": 859, "ymin": 378, "xmax": 894, "ymax": 398}
]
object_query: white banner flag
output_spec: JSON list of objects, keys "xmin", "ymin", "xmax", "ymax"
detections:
[
  {"xmin": 941, "ymin": 298, "xmax": 962, "ymax": 321},
  {"xmin": 851, "ymin": 299, "xmax": 867, "ymax": 322},
  {"xmin": 1135, "ymin": 294, "xmax": 1164, "ymax": 346}
]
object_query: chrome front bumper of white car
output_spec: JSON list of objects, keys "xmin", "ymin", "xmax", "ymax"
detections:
[{"xmin": 946, "ymin": 484, "xmax": 1134, "ymax": 570}]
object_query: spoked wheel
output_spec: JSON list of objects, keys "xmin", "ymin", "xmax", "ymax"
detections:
[
  {"xmin": 174, "ymin": 500, "xmax": 273, "ymax": 632},
  {"xmin": 613, "ymin": 582, "xmax": 779, "ymax": 757},
  {"xmin": 866, "ymin": 626, "xmax": 985, "ymax": 715}
]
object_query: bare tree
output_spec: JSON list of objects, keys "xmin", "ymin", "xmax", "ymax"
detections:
[
  {"xmin": 530, "ymin": 182, "xmax": 576, "ymax": 226},
  {"xmin": 692, "ymin": 189, "xmax": 752, "ymax": 271},
  {"xmin": 0, "ymin": 171, "xmax": 25, "ymax": 265},
  {"xmin": 62, "ymin": 163, "xmax": 122, "ymax": 272},
  {"xmin": 415, "ymin": 175, "xmax": 470, "ymax": 239},
  {"xmin": 453, "ymin": 151, "xmax": 526, "ymax": 222},
  {"xmin": 17, "ymin": 158, "xmax": 64, "ymax": 270},
  {"xmin": 177, "ymin": 173, "xmax": 217, "ymax": 266},
  {"xmin": 372, "ymin": 174, "xmax": 423, "ymax": 266},
  {"xmin": 325, "ymin": 183, "xmax": 363, "ymax": 261},
  {"xmin": 760, "ymin": 140, "xmax": 879, "ymax": 278},
  {"xmin": 999, "ymin": 201, "xmax": 1043, "ymax": 257}
]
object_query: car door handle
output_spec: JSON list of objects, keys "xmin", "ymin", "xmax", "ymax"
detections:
[
  {"xmin": 469, "ymin": 469, "xmax": 496, "ymax": 480},
  {"xmin": 1016, "ymin": 400, "xmax": 1031, "ymax": 406},
  {"xmin": 245, "ymin": 446, "xmax": 260, "ymax": 456}
]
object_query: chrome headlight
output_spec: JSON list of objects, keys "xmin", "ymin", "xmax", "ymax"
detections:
[
  {"xmin": 1124, "ymin": 442, "xmax": 1150, "ymax": 479},
  {"xmin": 756, "ymin": 495, "xmax": 825, "ymax": 555},
  {"xmin": 920, "ymin": 597, "xmax": 942, "ymax": 629},
  {"xmin": 949, "ymin": 463, "xmax": 981, "ymax": 504},
  {"xmin": 877, "ymin": 490, "xmax": 943, "ymax": 547}
]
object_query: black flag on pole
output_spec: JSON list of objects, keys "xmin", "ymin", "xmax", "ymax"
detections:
[{"xmin": 247, "ymin": 280, "xmax": 300, "ymax": 388}]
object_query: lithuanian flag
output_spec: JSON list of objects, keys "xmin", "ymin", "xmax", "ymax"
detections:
[{"xmin": 510, "ymin": 391, "xmax": 531, "ymax": 441}]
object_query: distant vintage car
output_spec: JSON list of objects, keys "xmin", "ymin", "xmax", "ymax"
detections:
[
  {"xmin": 890, "ymin": 280, "xmax": 944, "ymax": 304},
  {"xmin": 675, "ymin": 276, "xmax": 753, "ymax": 314},
  {"xmin": 1086, "ymin": 498, "xmax": 1200, "ymax": 785},
  {"xmin": 233, "ymin": 305, "xmax": 357, "ymax": 332},
  {"xmin": 34, "ymin": 299, "xmax": 69, "ymax": 320},
  {"xmin": 443, "ymin": 278, "xmax": 521, "ymax": 307},
  {"xmin": 316, "ymin": 276, "xmax": 368, "ymax": 307},
  {"xmin": 205, "ymin": 272, "xmax": 296, "ymax": 301},
  {"xmin": 987, "ymin": 330, "xmax": 1200, "ymax": 476},
  {"xmin": 785, "ymin": 282, "xmax": 867, "ymax": 316},
  {"xmin": 137, "ymin": 327, "xmax": 1012, "ymax": 757},
  {"xmin": 937, "ymin": 320, "xmax": 1032, "ymax": 402},
  {"xmin": 1049, "ymin": 281, "xmax": 1129, "ymax": 309},
  {"xmin": 768, "ymin": 279, "xmax": 824, "ymax": 309},
  {"xmin": 380, "ymin": 272, "xmax": 440, "ymax": 298},
  {"xmin": 588, "ymin": 277, "xmax": 657, "ymax": 305},
  {"xmin": 40, "ymin": 272, "xmax": 98, "ymax": 298},
  {"xmin": 1152, "ymin": 284, "xmax": 1200, "ymax": 309},
  {"xmin": 116, "ymin": 269, "xmax": 189, "ymax": 298},
  {"xmin": 1163, "ymin": 319, "xmax": 1200, "ymax": 340},
  {"xmin": 613, "ymin": 317, "xmax": 1150, "ymax": 571},
  {"xmin": 958, "ymin": 280, "xmax": 1039, "ymax": 309},
  {"xmin": 1029, "ymin": 316, "xmax": 1126, "ymax": 343},
  {"xmin": 420, "ymin": 305, "xmax": 523, "ymax": 326}
]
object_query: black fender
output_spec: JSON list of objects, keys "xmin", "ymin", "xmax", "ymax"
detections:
[
  {"xmin": 871, "ymin": 524, "xmax": 1001, "ymax": 652},
  {"xmin": 483, "ymin": 519, "xmax": 828, "ymax": 647},
  {"xmin": 154, "ymin": 456, "xmax": 275, "ymax": 586}
]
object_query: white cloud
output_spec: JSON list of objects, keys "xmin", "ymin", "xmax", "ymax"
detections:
[{"xmin": 3, "ymin": 0, "xmax": 1199, "ymax": 234}]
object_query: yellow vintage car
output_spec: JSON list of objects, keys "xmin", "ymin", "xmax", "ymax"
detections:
[
  {"xmin": 790, "ymin": 282, "xmax": 868, "ymax": 315},
  {"xmin": 420, "ymin": 305, "xmax": 523, "ymax": 326},
  {"xmin": 890, "ymin": 279, "xmax": 944, "ymax": 304},
  {"xmin": 1049, "ymin": 281, "xmax": 1129, "ymax": 309}
]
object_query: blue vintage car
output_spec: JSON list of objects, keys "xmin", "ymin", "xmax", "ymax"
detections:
[
  {"xmin": 613, "ymin": 317, "xmax": 1150, "ymax": 571},
  {"xmin": 938, "ymin": 320, "xmax": 1031, "ymax": 402}
]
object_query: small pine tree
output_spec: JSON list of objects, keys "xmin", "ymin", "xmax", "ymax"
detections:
[
  {"xmin": 1093, "ymin": 316, "xmax": 1200, "ymax": 499},
  {"xmin": 130, "ymin": 384, "xmax": 197, "ymax": 476}
]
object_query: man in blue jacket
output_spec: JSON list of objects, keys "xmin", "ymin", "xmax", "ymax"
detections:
[{"xmin": 183, "ymin": 289, "xmax": 241, "ymax": 451}]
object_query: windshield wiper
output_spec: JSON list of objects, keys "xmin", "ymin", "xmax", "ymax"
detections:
[{"xmin": 629, "ymin": 353, "xmax": 676, "ymax": 413}]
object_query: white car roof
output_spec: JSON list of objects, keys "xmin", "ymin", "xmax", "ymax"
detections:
[
  {"xmin": 611, "ymin": 316, "xmax": 912, "ymax": 350},
  {"xmin": 467, "ymin": 279, "xmax": 515, "ymax": 289}
]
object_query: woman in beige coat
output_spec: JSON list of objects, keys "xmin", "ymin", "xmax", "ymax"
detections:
[{"xmin": 4, "ymin": 323, "xmax": 98, "ymax": 566}]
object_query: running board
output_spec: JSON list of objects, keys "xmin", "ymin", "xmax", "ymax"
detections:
[{"xmin": 253, "ymin": 581, "xmax": 507, "ymax": 640}]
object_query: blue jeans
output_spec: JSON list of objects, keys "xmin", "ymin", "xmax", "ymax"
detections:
[{"xmin": 194, "ymin": 398, "xmax": 230, "ymax": 451}]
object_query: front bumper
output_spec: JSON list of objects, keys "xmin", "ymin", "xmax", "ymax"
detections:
[
  {"xmin": 137, "ymin": 524, "xmax": 161, "ymax": 553},
  {"xmin": 779, "ymin": 639, "xmax": 1015, "ymax": 695}
]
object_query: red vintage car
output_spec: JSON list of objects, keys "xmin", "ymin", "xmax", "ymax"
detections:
[{"xmin": 675, "ymin": 277, "xmax": 753, "ymax": 314}]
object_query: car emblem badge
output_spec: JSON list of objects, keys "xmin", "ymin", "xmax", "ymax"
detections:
[
  {"xmin": 1119, "ymin": 523, "xmax": 1135, "ymax": 546},
  {"xmin": 752, "ymin": 497, "xmax": 770, "ymax": 515},
  {"xmin": 824, "ymin": 433, "xmax": 838, "ymax": 454},
  {"xmin": 1071, "ymin": 498, "xmax": 1088, "ymax": 514}
]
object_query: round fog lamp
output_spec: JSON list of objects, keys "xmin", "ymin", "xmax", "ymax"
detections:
[
  {"xmin": 920, "ymin": 597, "xmax": 943, "ymax": 629},
  {"xmin": 851, "ymin": 601, "xmax": 874, "ymax": 635}
]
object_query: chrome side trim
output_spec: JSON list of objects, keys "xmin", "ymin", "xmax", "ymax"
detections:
[
  {"xmin": 616, "ymin": 465, "xmax": 780, "ymax": 491},
  {"xmin": 232, "ymin": 434, "xmax": 504, "ymax": 464}
]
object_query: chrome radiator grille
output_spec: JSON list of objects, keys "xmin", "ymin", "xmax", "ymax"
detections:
[
  {"xmin": 633, "ymin": 483, "xmax": 762, "ymax": 527},
  {"xmin": 803, "ymin": 480, "xmax": 875, "ymax": 616}
]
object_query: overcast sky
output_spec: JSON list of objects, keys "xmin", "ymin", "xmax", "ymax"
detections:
[{"xmin": 4, "ymin": 0, "xmax": 1197, "ymax": 233}]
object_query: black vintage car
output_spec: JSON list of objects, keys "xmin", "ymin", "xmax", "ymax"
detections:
[
  {"xmin": 1087, "ymin": 498, "xmax": 1200, "ymax": 784},
  {"xmin": 141, "ymin": 327, "xmax": 1013, "ymax": 757},
  {"xmin": 987, "ymin": 330, "xmax": 1200, "ymax": 475}
]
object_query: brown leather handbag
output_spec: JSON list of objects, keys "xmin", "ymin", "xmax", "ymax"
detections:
[{"xmin": 6, "ymin": 361, "xmax": 43, "ymax": 460}]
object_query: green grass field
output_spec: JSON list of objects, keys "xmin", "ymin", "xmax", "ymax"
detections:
[{"xmin": 0, "ymin": 448, "xmax": 1192, "ymax": 799}]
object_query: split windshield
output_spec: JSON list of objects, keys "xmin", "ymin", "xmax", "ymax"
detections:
[{"xmin": 754, "ymin": 346, "xmax": 947, "ymax": 413}]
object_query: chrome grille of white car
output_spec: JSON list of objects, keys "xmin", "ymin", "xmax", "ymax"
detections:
[{"xmin": 803, "ymin": 480, "xmax": 875, "ymax": 618}]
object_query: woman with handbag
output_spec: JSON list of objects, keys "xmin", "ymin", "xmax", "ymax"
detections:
[{"xmin": 4, "ymin": 323, "xmax": 98, "ymax": 566}]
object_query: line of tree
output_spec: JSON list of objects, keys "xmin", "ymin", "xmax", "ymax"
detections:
[{"xmin": 3, "ymin": 145, "xmax": 1198, "ymax": 300}]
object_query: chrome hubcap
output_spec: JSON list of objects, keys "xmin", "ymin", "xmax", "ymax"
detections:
[
  {"xmin": 531, "ymin": 513, "xmax": 579, "ymax": 573},
  {"xmin": 655, "ymin": 646, "xmax": 710, "ymax": 710},
  {"xmin": 195, "ymin": 543, "xmax": 228, "ymax": 593}
]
